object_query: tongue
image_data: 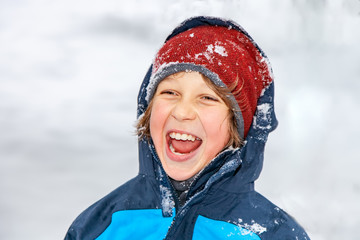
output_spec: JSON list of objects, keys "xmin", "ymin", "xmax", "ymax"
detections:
[{"xmin": 171, "ymin": 139, "xmax": 202, "ymax": 154}]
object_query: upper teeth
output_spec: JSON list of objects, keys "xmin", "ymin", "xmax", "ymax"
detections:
[{"xmin": 169, "ymin": 132, "xmax": 197, "ymax": 141}]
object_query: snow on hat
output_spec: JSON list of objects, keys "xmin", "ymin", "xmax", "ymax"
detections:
[{"xmin": 146, "ymin": 25, "xmax": 273, "ymax": 139}]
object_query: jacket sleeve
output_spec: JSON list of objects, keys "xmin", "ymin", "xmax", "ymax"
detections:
[
  {"xmin": 64, "ymin": 199, "xmax": 112, "ymax": 240},
  {"xmin": 262, "ymin": 212, "xmax": 310, "ymax": 239}
]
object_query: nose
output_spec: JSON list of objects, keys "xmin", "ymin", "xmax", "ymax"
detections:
[{"xmin": 171, "ymin": 99, "xmax": 196, "ymax": 121}]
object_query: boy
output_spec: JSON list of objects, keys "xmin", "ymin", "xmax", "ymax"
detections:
[{"xmin": 65, "ymin": 16, "xmax": 309, "ymax": 239}]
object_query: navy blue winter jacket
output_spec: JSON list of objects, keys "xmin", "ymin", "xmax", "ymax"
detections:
[{"xmin": 65, "ymin": 17, "xmax": 310, "ymax": 240}]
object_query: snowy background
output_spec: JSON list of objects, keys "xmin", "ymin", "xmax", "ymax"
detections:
[{"xmin": 1, "ymin": 0, "xmax": 359, "ymax": 239}]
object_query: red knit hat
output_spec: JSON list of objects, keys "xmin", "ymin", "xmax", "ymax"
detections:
[{"xmin": 146, "ymin": 25, "xmax": 273, "ymax": 139}]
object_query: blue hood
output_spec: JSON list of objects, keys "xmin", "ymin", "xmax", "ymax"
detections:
[{"xmin": 136, "ymin": 16, "xmax": 278, "ymax": 213}]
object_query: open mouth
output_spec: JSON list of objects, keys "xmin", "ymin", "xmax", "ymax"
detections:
[{"xmin": 167, "ymin": 131, "xmax": 202, "ymax": 156}]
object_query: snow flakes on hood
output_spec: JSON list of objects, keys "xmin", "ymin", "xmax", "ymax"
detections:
[
  {"xmin": 253, "ymin": 103, "xmax": 273, "ymax": 131},
  {"xmin": 257, "ymin": 103, "xmax": 271, "ymax": 120}
]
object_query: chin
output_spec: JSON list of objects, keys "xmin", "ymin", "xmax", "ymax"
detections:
[
  {"xmin": 162, "ymin": 158, "xmax": 202, "ymax": 181},
  {"xmin": 167, "ymin": 170, "xmax": 195, "ymax": 181}
]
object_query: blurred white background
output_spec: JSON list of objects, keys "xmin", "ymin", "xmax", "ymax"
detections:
[{"xmin": 1, "ymin": 0, "xmax": 359, "ymax": 239}]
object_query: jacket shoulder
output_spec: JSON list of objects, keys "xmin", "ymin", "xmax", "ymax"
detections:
[
  {"xmin": 64, "ymin": 174, "xmax": 160, "ymax": 240},
  {"xmin": 199, "ymin": 188, "xmax": 310, "ymax": 239},
  {"xmin": 249, "ymin": 192, "xmax": 310, "ymax": 239}
]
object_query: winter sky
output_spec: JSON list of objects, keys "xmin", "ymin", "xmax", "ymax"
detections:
[{"xmin": 1, "ymin": 0, "xmax": 360, "ymax": 239}]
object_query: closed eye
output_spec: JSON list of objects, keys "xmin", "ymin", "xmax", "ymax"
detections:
[
  {"xmin": 201, "ymin": 95, "xmax": 219, "ymax": 102},
  {"xmin": 160, "ymin": 90, "xmax": 177, "ymax": 96}
]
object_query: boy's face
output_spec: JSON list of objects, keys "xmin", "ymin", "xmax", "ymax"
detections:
[{"xmin": 150, "ymin": 71, "xmax": 230, "ymax": 181}]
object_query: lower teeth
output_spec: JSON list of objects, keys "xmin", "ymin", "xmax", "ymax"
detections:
[{"xmin": 169, "ymin": 144, "xmax": 185, "ymax": 156}]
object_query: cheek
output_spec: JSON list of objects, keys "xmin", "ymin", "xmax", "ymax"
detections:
[
  {"xmin": 201, "ymin": 109, "xmax": 229, "ymax": 133},
  {"xmin": 149, "ymin": 101, "xmax": 170, "ymax": 144},
  {"xmin": 200, "ymin": 109, "xmax": 230, "ymax": 150}
]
